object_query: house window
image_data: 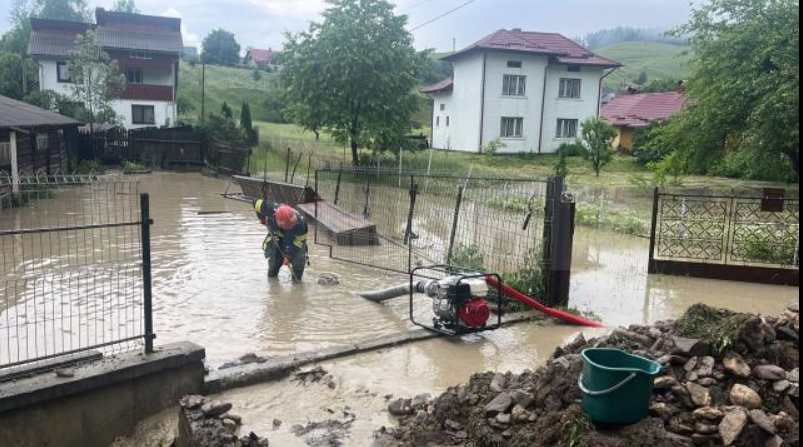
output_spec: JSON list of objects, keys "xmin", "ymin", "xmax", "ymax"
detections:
[
  {"xmin": 57, "ymin": 62, "xmax": 71, "ymax": 83},
  {"xmin": 567, "ymin": 65, "xmax": 582, "ymax": 72},
  {"xmin": 130, "ymin": 51, "xmax": 153, "ymax": 60},
  {"xmin": 507, "ymin": 60, "xmax": 523, "ymax": 68},
  {"xmin": 126, "ymin": 68, "xmax": 143, "ymax": 84},
  {"xmin": 440, "ymin": 104, "xmax": 446, "ymax": 111},
  {"xmin": 446, "ymin": 117, "xmax": 450, "ymax": 127},
  {"xmin": 436, "ymin": 116, "xmax": 440, "ymax": 127},
  {"xmin": 501, "ymin": 117, "xmax": 524, "ymax": 138},
  {"xmin": 132, "ymin": 105, "xmax": 156, "ymax": 125},
  {"xmin": 503, "ymin": 75, "xmax": 526, "ymax": 96},
  {"xmin": 559, "ymin": 78, "xmax": 582, "ymax": 99},
  {"xmin": 556, "ymin": 119, "xmax": 579, "ymax": 139},
  {"xmin": 36, "ymin": 135, "xmax": 50, "ymax": 152}
]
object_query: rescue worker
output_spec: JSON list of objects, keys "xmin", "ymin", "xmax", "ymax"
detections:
[{"xmin": 253, "ymin": 199, "xmax": 309, "ymax": 281}]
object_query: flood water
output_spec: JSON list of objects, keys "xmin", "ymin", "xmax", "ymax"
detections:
[{"xmin": 2, "ymin": 173, "xmax": 798, "ymax": 446}]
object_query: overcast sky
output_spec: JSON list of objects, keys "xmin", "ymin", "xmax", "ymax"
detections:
[{"xmin": 0, "ymin": 0, "xmax": 693, "ymax": 52}]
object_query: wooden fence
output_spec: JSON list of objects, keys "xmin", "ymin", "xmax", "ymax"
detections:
[{"xmin": 78, "ymin": 127, "xmax": 205, "ymax": 167}]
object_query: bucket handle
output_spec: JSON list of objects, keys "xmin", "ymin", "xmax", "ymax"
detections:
[{"xmin": 578, "ymin": 372, "xmax": 638, "ymax": 397}]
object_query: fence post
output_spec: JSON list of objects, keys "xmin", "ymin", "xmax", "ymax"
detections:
[
  {"xmin": 334, "ymin": 165, "xmax": 343, "ymax": 206},
  {"xmin": 140, "ymin": 193, "xmax": 155, "ymax": 354},
  {"xmin": 546, "ymin": 195, "xmax": 575, "ymax": 308},
  {"xmin": 542, "ymin": 177, "xmax": 563, "ymax": 288},
  {"xmin": 648, "ymin": 187, "xmax": 660, "ymax": 274},
  {"xmin": 446, "ymin": 185, "xmax": 465, "ymax": 268},
  {"xmin": 284, "ymin": 148, "xmax": 292, "ymax": 183},
  {"xmin": 363, "ymin": 175, "xmax": 372, "ymax": 218},
  {"xmin": 404, "ymin": 177, "xmax": 419, "ymax": 245}
]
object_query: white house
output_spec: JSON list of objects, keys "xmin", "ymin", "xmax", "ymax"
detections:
[
  {"xmin": 29, "ymin": 8, "xmax": 183, "ymax": 129},
  {"xmin": 422, "ymin": 29, "xmax": 621, "ymax": 154}
]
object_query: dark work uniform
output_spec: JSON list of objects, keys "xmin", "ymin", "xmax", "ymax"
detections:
[{"xmin": 253, "ymin": 200, "xmax": 309, "ymax": 281}]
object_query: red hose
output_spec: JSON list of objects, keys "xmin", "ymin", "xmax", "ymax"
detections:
[{"xmin": 485, "ymin": 276, "xmax": 606, "ymax": 329}]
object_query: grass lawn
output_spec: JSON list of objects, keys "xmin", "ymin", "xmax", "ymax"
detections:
[{"xmin": 595, "ymin": 41, "xmax": 692, "ymax": 92}]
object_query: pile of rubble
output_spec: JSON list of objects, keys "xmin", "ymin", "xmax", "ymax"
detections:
[
  {"xmin": 178, "ymin": 395, "xmax": 269, "ymax": 447},
  {"xmin": 379, "ymin": 302, "xmax": 800, "ymax": 447}
]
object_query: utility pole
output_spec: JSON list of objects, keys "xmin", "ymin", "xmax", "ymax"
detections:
[
  {"xmin": 200, "ymin": 63, "xmax": 206, "ymax": 123},
  {"xmin": 452, "ymin": 38, "xmax": 456, "ymax": 52}
]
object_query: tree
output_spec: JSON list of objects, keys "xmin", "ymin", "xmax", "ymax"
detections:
[
  {"xmin": 252, "ymin": 68, "xmax": 263, "ymax": 89},
  {"xmin": 0, "ymin": 53, "xmax": 36, "ymax": 99},
  {"xmin": 68, "ymin": 30, "xmax": 125, "ymax": 129},
  {"xmin": 554, "ymin": 143, "xmax": 573, "ymax": 178},
  {"xmin": 35, "ymin": 0, "xmax": 91, "ymax": 22},
  {"xmin": 281, "ymin": 0, "xmax": 424, "ymax": 164},
  {"xmin": 580, "ymin": 117, "xmax": 617, "ymax": 177},
  {"xmin": 240, "ymin": 102, "xmax": 256, "ymax": 145},
  {"xmin": 640, "ymin": 78, "xmax": 684, "ymax": 94},
  {"xmin": 658, "ymin": 0, "xmax": 799, "ymax": 180},
  {"xmin": 636, "ymin": 70, "xmax": 649, "ymax": 85},
  {"xmin": 201, "ymin": 29, "xmax": 241, "ymax": 66},
  {"xmin": 112, "ymin": 0, "xmax": 139, "ymax": 13},
  {"xmin": 221, "ymin": 102, "xmax": 233, "ymax": 120}
]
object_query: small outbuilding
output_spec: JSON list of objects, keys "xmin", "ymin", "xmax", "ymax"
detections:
[
  {"xmin": 601, "ymin": 91, "xmax": 686, "ymax": 152},
  {"xmin": 0, "ymin": 94, "xmax": 82, "ymax": 195}
]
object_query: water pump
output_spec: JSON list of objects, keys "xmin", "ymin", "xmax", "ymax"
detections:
[{"xmin": 410, "ymin": 266, "xmax": 503, "ymax": 336}]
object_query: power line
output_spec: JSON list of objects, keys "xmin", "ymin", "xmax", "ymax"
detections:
[
  {"xmin": 410, "ymin": 0, "xmax": 479, "ymax": 32},
  {"xmin": 399, "ymin": 0, "xmax": 438, "ymax": 13}
]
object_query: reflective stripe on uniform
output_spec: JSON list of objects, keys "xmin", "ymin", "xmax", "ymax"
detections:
[
  {"xmin": 254, "ymin": 199, "xmax": 265, "ymax": 214},
  {"xmin": 293, "ymin": 234, "xmax": 307, "ymax": 249}
]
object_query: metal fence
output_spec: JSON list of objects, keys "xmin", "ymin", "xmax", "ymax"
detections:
[
  {"xmin": 649, "ymin": 190, "xmax": 799, "ymax": 286},
  {"xmin": 0, "ymin": 174, "xmax": 154, "ymax": 377},
  {"xmin": 313, "ymin": 167, "xmax": 555, "ymax": 280}
]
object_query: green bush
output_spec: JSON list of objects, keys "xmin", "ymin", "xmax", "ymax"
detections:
[
  {"xmin": 736, "ymin": 230, "xmax": 799, "ymax": 266},
  {"xmin": 575, "ymin": 202, "xmax": 650, "ymax": 236},
  {"xmin": 450, "ymin": 245, "xmax": 486, "ymax": 272},
  {"xmin": 72, "ymin": 159, "xmax": 105, "ymax": 175},
  {"xmin": 122, "ymin": 161, "xmax": 149, "ymax": 174}
]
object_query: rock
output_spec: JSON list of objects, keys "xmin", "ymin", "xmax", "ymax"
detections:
[
  {"xmin": 765, "ymin": 435, "xmax": 784, "ymax": 447},
  {"xmin": 692, "ymin": 433, "xmax": 721, "ymax": 445},
  {"xmin": 772, "ymin": 412, "xmax": 796, "ymax": 433},
  {"xmin": 697, "ymin": 357, "xmax": 716, "ymax": 378},
  {"xmin": 788, "ymin": 383, "xmax": 800, "ymax": 398},
  {"xmin": 484, "ymin": 393, "xmax": 514, "ymax": 417},
  {"xmin": 724, "ymin": 353, "xmax": 752, "ymax": 379},
  {"xmin": 672, "ymin": 337, "xmax": 710, "ymax": 357},
  {"xmin": 202, "ymin": 401, "xmax": 233, "ymax": 418},
  {"xmin": 753, "ymin": 365, "xmax": 788, "ymax": 381},
  {"xmin": 672, "ymin": 385, "xmax": 696, "ymax": 409},
  {"xmin": 788, "ymin": 300, "xmax": 800, "ymax": 313},
  {"xmin": 789, "ymin": 368, "xmax": 799, "ymax": 383},
  {"xmin": 687, "ymin": 383, "xmax": 713, "ymax": 407},
  {"xmin": 509, "ymin": 390, "xmax": 535, "ymax": 408},
  {"xmin": 655, "ymin": 376, "xmax": 680, "ymax": 391},
  {"xmin": 776, "ymin": 326, "xmax": 799, "ymax": 344},
  {"xmin": 181, "ymin": 395, "xmax": 206, "ymax": 410},
  {"xmin": 749, "ymin": 410, "xmax": 777, "ymax": 435},
  {"xmin": 685, "ymin": 357, "xmax": 700, "ymax": 372},
  {"xmin": 411, "ymin": 394, "xmax": 431, "ymax": 411},
  {"xmin": 495, "ymin": 413, "xmax": 512, "ymax": 426},
  {"xmin": 720, "ymin": 407, "xmax": 749, "ymax": 446},
  {"xmin": 489, "ymin": 373, "xmax": 507, "ymax": 393},
  {"xmin": 272, "ymin": 420, "xmax": 282, "ymax": 430},
  {"xmin": 773, "ymin": 380, "xmax": 792, "ymax": 394},
  {"xmin": 697, "ymin": 378, "xmax": 718, "ymax": 387},
  {"xmin": 444, "ymin": 419, "xmax": 463, "ymax": 431},
  {"xmin": 221, "ymin": 413, "xmax": 242, "ymax": 425},
  {"xmin": 782, "ymin": 396, "xmax": 800, "ymax": 420},
  {"xmin": 222, "ymin": 418, "xmax": 239, "ymax": 432},
  {"xmin": 511, "ymin": 405, "xmax": 531, "ymax": 423},
  {"xmin": 317, "ymin": 273, "xmax": 340, "ymax": 286},
  {"xmin": 651, "ymin": 403, "xmax": 681, "ymax": 421},
  {"xmin": 388, "ymin": 399, "xmax": 413, "ymax": 417},
  {"xmin": 730, "ymin": 384, "xmax": 763, "ymax": 410},
  {"xmin": 693, "ymin": 407, "xmax": 724, "ymax": 422},
  {"xmin": 694, "ymin": 422, "xmax": 718, "ymax": 436}
]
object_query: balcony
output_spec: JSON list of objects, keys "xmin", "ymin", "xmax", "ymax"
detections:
[{"xmin": 120, "ymin": 84, "xmax": 174, "ymax": 102}]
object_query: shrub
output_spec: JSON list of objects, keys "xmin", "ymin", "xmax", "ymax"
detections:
[
  {"xmin": 483, "ymin": 139, "xmax": 507, "ymax": 159},
  {"xmin": 72, "ymin": 159, "xmax": 105, "ymax": 175},
  {"xmin": 450, "ymin": 245, "xmax": 486, "ymax": 272}
]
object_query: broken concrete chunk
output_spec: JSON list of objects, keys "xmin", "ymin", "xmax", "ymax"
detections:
[{"xmin": 484, "ymin": 393, "xmax": 514, "ymax": 417}]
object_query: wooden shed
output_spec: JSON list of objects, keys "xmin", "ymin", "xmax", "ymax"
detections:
[{"xmin": 0, "ymin": 94, "xmax": 82, "ymax": 195}]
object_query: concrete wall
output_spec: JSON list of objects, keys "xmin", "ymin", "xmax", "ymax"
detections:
[
  {"xmin": 432, "ymin": 53, "xmax": 485, "ymax": 153},
  {"xmin": 0, "ymin": 342, "xmax": 205, "ymax": 447},
  {"xmin": 112, "ymin": 100, "xmax": 178, "ymax": 129}
]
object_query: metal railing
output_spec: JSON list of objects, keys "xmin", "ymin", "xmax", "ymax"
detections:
[{"xmin": 0, "ymin": 175, "xmax": 154, "ymax": 377}]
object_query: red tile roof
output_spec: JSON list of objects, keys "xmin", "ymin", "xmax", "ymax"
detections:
[
  {"xmin": 444, "ymin": 29, "xmax": 621, "ymax": 68},
  {"xmin": 420, "ymin": 77, "xmax": 454, "ymax": 94},
  {"xmin": 246, "ymin": 48, "xmax": 279, "ymax": 64},
  {"xmin": 601, "ymin": 92, "xmax": 686, "ymax": 128}
]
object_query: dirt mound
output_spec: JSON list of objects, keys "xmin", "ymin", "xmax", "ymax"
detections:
[{"xmin": 378, "ymin": 302, "xmax": 800, "ymax": 447}]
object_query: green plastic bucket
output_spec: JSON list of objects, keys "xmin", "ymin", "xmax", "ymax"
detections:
[{"xmin": 579, "ymin": 348, "xmax": 662, "ymax": 425}]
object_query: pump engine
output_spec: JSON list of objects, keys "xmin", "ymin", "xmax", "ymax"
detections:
[{"xmin": 410, "ymin": 266, "xmax": 503, "ymax": 336}]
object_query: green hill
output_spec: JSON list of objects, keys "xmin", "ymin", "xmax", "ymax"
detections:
[
  {"xmin": 178, "ymin": 62, "xmax": 281, "ymax": 123},
  {"xmin": 595, "ymin": 41, "xmax": 692, "ymax": 92}
]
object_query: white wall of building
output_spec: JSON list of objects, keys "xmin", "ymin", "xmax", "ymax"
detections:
[
  {"xmin": 540, "ymin": 65, "xmax": 604, "ymax": 153},
  {"xmin": 38, "ymin": 59, "xmax": 177, "ymax": 129},
  {"xmin": 429, "ymin": 52, "xmax": 605, "ymax": 155},
  {"xmin": 481, "ymin": 52, "xmax": 549, "ymax": 154}
]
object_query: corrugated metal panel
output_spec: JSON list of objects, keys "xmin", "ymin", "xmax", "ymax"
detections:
[{"xmin": 0, "ymin": 95, "xmax": 82, "ymax": 129}]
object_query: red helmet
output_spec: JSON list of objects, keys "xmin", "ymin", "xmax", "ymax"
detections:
[{"xmin": 275, "ymin": 205, "xmax": 298, "ymax": 229}]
